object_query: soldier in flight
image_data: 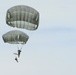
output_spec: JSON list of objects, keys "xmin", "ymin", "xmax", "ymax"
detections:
[{"xmin": 14, "ymin": 46, "xmax": 22, "ymax": 62}]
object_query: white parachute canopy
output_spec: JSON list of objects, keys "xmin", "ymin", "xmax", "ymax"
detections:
[
  {"xmin": 2, "ymin": 30, "xmax": 29, "ymax": 44},
  {"xmin": 6, "ymin": 5, "xmax": 39, "ymax": 30}
]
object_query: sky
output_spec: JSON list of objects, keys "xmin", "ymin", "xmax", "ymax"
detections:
[{"xmin": 0, "ymin": 0, "xmax": 76, "ymax": 75}]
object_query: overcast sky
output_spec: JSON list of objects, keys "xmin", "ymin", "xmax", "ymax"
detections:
[{"xmin": 0, "ymin": 0, "xmax": 76, "ymax": 75}]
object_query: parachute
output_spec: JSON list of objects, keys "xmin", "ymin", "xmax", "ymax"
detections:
[
  {"xmin": 6, "ymin": 5, "xmax": 39, "ymax": 30},
  {"xmin": 3, "ymin": 5, "xmax": 40, "ymax": 61},
  {"xmin": 2, "ymin": 30, "xmax": 29, "ymax": 44}
]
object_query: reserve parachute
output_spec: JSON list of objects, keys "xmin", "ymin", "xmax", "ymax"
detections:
[{"xmin": 6, "ymin": 5, "xmax": 39, "ymax": 30}]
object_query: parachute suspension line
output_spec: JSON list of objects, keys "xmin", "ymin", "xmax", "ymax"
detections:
[
  {"xmin": 16, "ymin": 44, "xmax": 24, "ymax": 51},
  {"xmin": 17, "ymin": 45, "xmax": 19, "ymax": 50},
  {"xmin": 20, "ymin": 45, "xmax": 24, "ymax": 51}
]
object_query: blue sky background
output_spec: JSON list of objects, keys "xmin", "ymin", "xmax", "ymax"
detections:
[{"xmin": 0, "ymin": 0, "xmax": 76, "ymax": 75}]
